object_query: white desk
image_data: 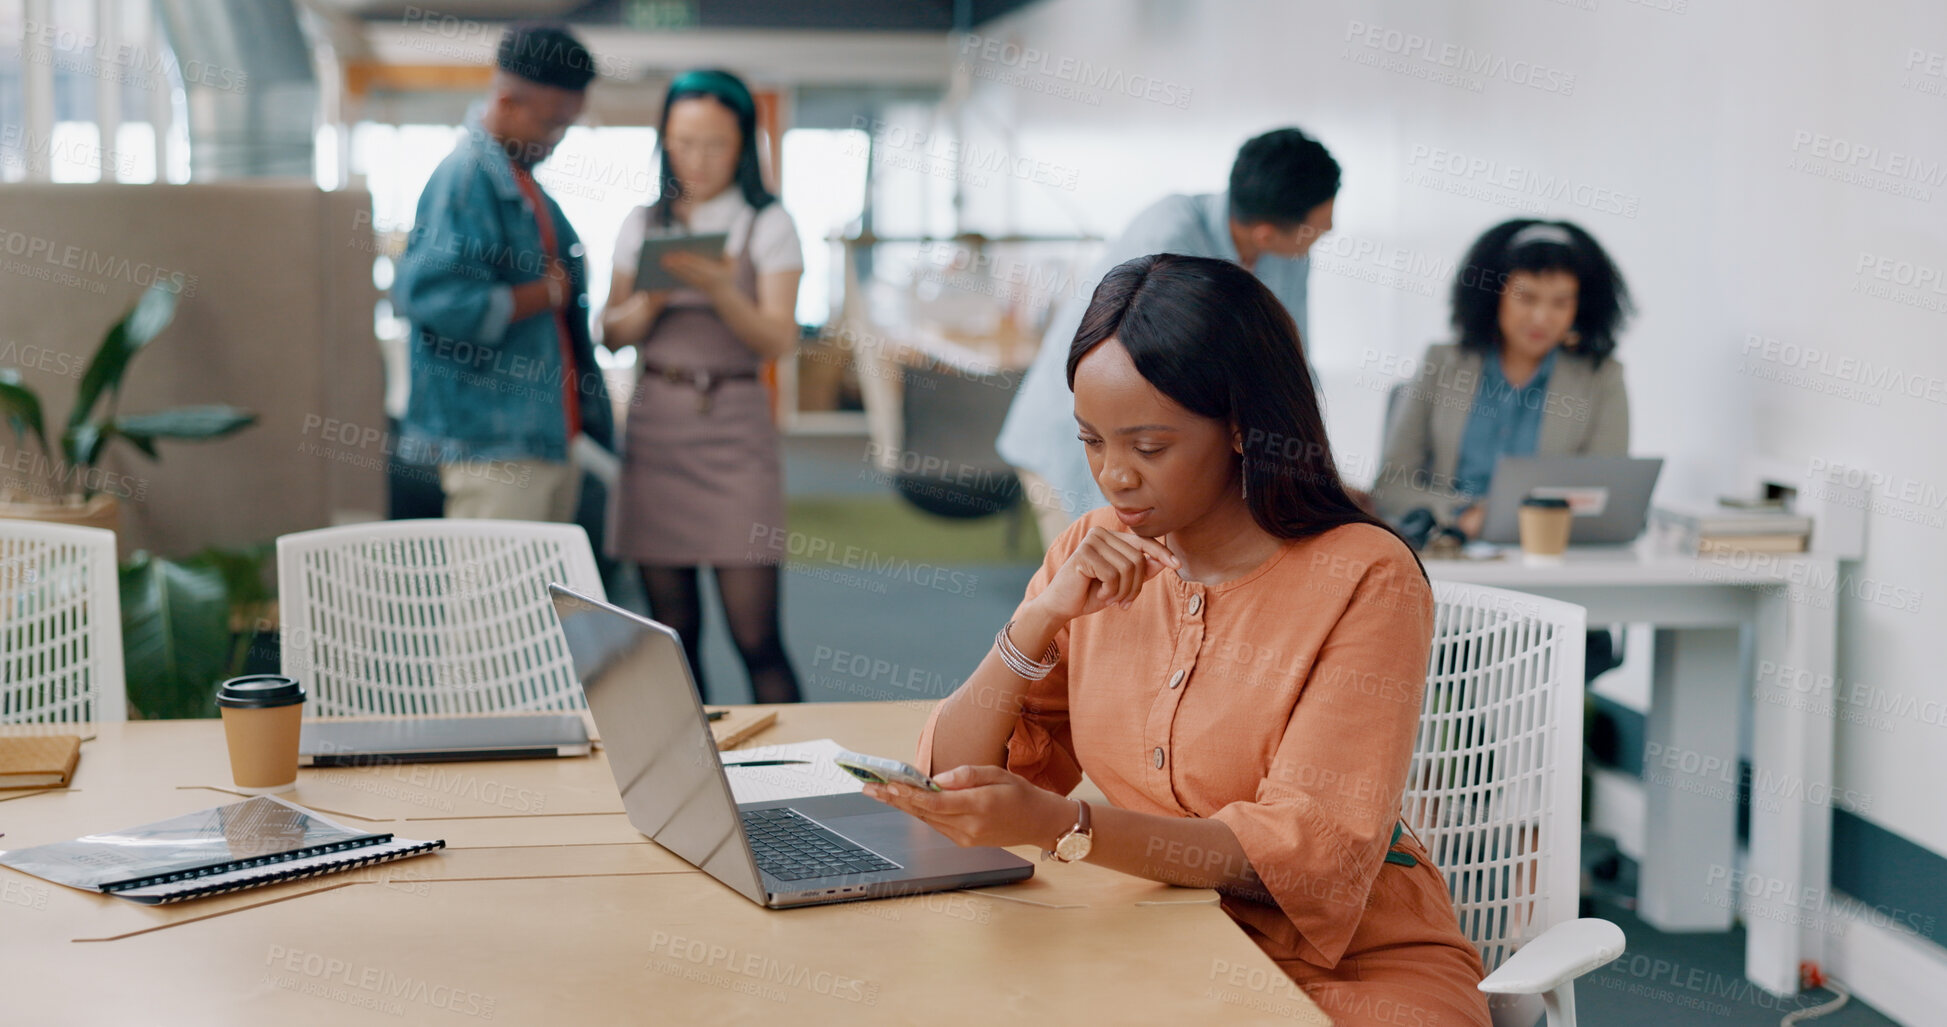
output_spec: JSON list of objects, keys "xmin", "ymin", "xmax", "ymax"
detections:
[{"xmin": 1430, "ymin": 541, "xmax": 1841, "ymax": 996}]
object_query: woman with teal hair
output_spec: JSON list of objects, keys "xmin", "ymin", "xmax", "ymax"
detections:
[{"xmin": 600, "ymin": 69, "xmax": 805, "ymax": 703}]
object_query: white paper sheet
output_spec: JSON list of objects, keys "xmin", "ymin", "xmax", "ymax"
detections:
[{"xmin": 719, "ymin": 738, "xmax": 866, "ymax": 804}]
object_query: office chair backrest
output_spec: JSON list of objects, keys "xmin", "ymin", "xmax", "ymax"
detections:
[
  {"xmin": 894, "ymin": 362, "xmax": 1023, "ymax": 519},
  {"xmin": 277, "ymin": 520, "xmax": 605, "ymax": 717},
  {"xmin": 1405, "ymin": 582, "xmax": 1587, "ymax": 979},
  {"xmin": 0, "ymin": 521, "xmax": 125, "ymax": 723}
]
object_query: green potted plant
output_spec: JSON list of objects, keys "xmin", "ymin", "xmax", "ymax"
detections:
[
  {"xmin": 0, "ymin": 282, "xmax": 255, "ymax": 533},
  {"xmin": 120, "ymin": 542, "xmax": 280, "ymax": 719}
]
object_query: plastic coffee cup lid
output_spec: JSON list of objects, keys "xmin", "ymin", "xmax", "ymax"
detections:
[
  {"xmin": 216, "ymin": 675, "xmax": 307, "ymax": 709},
  {"xmin": 1521, "ymin": 496, "xmax": 1571, "ymax": 508}
]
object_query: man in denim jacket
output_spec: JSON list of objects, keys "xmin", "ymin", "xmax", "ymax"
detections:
[{"xmin": 393, "ymin": 23, "xmax": 614, "ymax": 521}]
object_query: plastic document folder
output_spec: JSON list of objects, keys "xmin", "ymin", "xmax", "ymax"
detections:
[{"xmin": 0, "ymin": 795, "xmax": 444, "ymax": 904}]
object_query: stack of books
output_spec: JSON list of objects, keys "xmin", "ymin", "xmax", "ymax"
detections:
[{"xmin": 1653, "ymin": 501, "xmax": 1814, "ymax": 555}]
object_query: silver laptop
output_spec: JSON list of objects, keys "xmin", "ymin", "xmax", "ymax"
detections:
[
  {"xmin": 299, "ymin": 714, "xmax": 591, "ymax": 766},
  {"xmin": 548, "ymin": 584, "xmax": 1033, "ymax": 908},
  {"xmin": 1480, "ymin": 455, "xmax": 1665, "ymax": 545}
]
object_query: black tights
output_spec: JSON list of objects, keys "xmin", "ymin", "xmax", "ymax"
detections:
[{"xmin": 638, "ymin": 564, "xmax": 802, "ymax": 704}]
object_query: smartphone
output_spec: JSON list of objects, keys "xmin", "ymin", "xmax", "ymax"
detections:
[{"xmin": 833, "ymin": 749, "xmax": 941, "ymax": 792}]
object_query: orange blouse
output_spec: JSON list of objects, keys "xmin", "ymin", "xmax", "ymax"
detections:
[{"xmin": 918, "ymin": 509, "xmax": 1490, "ymax": 1027}]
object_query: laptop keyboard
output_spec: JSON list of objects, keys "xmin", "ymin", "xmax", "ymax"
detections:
[{"xmin": 740, "ymin": 807, "xmax": 901, "ymax": 881}]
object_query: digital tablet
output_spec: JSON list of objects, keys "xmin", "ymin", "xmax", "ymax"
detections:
[{"xmin": 632, "ymin": 232, "xmax": 729, "ymax": 293}]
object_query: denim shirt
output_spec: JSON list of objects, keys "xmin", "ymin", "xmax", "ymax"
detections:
[
  {"xmin": 393, "ymin": 113, "xmax": 613, "ymax": 464},
  {"xmin": 1452, "ymin": 347, "xmax": 1558, "ymax": 502},
  {"xmin": 995, "ymin": 191, "xmax": 1311, "ymax": 516}
]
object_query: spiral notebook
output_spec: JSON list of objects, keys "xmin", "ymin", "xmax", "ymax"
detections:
[{"xmin": 0, "ymin": 795, "xmax": 445, "ymax": 905}]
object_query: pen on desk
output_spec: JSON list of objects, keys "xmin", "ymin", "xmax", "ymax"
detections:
[{"xmin": 721, "ymin": 760, "xmax": 810, "ymax": 768}]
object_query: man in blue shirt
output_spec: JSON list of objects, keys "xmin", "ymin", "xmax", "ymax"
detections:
[
  {"xmin": 996, "ymin": 128, "xmax": 1339, "ymax": 542},
  {"xmin": 393, "ymin": 23, "xmax": 613, "ymax": 521}
]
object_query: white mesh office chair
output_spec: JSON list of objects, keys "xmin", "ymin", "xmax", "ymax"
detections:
[
  {"xmin": 1408, "ymin": 582, "xmax": 1625, "ymax": 1027},
  {"xmin": 276, "ymin": 520, "xmax": 605, "ymax": 717},
  {"xmin": 0, "ymin": 522, "xmax": 126, "ymax": 723}
]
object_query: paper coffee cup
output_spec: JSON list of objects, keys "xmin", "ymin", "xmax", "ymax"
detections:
[
  {"xmin": 216, "ymin": 675, "xmax": 306, "ymax": 794},
  {"xmin": 1518, "ymin": 496, "xmax": 1574, "ymax": 562}
]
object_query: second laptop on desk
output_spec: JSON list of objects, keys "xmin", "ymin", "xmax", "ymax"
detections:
[
  {"xmin": 1478, "ymin": 455, "xmax": 1664, "ymax": 545},
  {"xmin": 549, "ymin": 584, "xmax": 1033, "ymax": 909},
  {"xmin": 299, "ymin": 714, "xmax": 592, "ymax": 766}
]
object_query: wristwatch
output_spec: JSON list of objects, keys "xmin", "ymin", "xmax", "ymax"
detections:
[{"xmin": 1043, "ymin": 799, "xmax": 1093, "ymax": 863}]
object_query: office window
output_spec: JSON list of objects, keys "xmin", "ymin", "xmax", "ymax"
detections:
[
  {"xmin": 105, "ymin": 0, "xmax": 162, "ymax": 183},
  {"xmin": 44, "ymin": 0, "xmax": 95, "ymax": 182},
  {"xmin": 865, "ymin": 101, "xmax": 958, "ymax": 246},
  {"xmin": 0, "ymin": 0, "xmax": 104, "ymax": 182},
  {"xmin": 314, "ymin": 124, "xmax": 340, "ymax": 191},
  {"xmin": 0, "ymin": 0, "xmax": 176, "ymax": 183},
  {"xmin": 112, "ymin": 121, "xmax": 155, "ymax": 184},
  {"xmin": 46, "ymin": 122, "xmax": 100, "ymax": 183},
  {"xmin": 781, "ymin": 127, "xmax": 869, "ymax": 328},
  {"xmin": 349, "ymin": 122, "xmax": 464, "ymax": 238}
]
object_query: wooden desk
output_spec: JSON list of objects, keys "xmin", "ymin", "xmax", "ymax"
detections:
[{"xmin": 2, "ymin": 703, "xmax": 1326, "ymax": 1025}]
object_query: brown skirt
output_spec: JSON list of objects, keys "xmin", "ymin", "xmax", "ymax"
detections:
[{"xmin": 612, "ymin": 374, "xmax": 786, "ymax": 567}]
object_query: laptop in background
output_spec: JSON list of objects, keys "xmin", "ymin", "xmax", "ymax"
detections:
[
  {"xmin": 1479, "ymin": 455, "xmax": 1665, "ymax": 545},
  {"xmin": 299, "ymin": 714, "xmax": 591, "ymax": 766},
  {"xmin": 548, "ymin": 583, "xmax": 1033, "ymax": 909}
]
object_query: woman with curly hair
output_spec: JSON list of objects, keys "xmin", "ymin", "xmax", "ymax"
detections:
[{"xmin": 1374, "ymin": 218, "xmax": 1634, "ymax": 538}]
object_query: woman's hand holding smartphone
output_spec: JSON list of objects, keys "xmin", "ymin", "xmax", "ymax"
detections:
[{"xmin": 833, "ymin": 750, "xmax": 941, "ymax": 792}]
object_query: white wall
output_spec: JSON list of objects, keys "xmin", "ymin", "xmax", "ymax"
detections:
[{"xmin": 945, "ymin": 0, "xmax": 1947, "ymax": 879}]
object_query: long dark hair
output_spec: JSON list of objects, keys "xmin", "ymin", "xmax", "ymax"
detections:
[
  {"xmin": 1066, "ymin": 254, "xmax": 1420, "ymax": 568},
  {"xmin": 1450, "ymin": 218, "xmax": 1632, "ymax": 366},
  {"xmin": 651, "ymin": 68, "xmax": 774, "ymax": 229}
]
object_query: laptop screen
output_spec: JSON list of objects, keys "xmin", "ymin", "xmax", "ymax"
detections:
[{"xmin": 549, "ymin": 585, "xmax": 766, "ymax": 902}]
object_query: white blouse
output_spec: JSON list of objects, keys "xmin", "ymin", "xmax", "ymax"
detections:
[{"xmin": 611, "ymin": 187, "xmax": 804, "ymax": 279}]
